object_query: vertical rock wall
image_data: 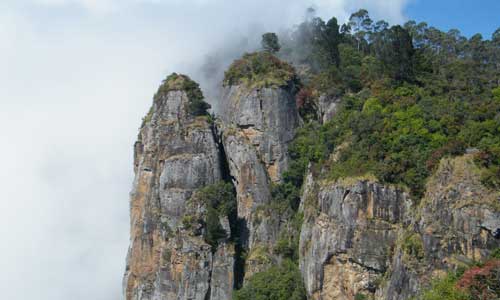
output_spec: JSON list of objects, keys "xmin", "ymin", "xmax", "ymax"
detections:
[
  {"xmin": 217, "ymin": 84, "xmax": 300, "ymax": 276},
  {"xmin": 299, "ymin": 155, "xmax": 500, "ymax": 300},
  {"xmin": 123, "ymin": 89, "xmax": 233, "ymax": 300}
]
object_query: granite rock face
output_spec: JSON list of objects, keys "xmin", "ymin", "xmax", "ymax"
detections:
[
  {"xmin": 299, "ymin": 155, "xmax": 500, "ymax": 300},
  {"xmin": 218, "ymin": 84, "xmax": 300, "ymax": 276},
  {"xmin": 123, "ymin": 89, "xmax": 233, "ymax": 300},
  {"xmin": 299, "ymin": 179, "xmax": 412, "ymax": 300},
  {"xmin": 219, "ymin": 85, "xmax": 299, "ymax": 183},
  {"xmin": 378, "ymin": 155, "xmax": 500, "ymax": 300}
]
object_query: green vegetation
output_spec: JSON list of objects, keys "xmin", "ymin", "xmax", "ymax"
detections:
[
  {"xmin": 273, "ymin": 212, "xmax": 303, "ymax": 262},
  {"xmin": 418, "ymin": 272, "xmax": 470, "ymax": 300},
  {"xmin": 418, "ymin": 253, "xmax": 500, "ymax": 300},
  {"xmin": 491, "ymin": 248, "xmax": 500, "ymax": 259},
  {"xmin": 223, "ymin": 52, "xmax": 297, "ymax": 88},
  {"xmin": 155, "ymin": 73, "xmax": 210, "ymax": 116},
  {"xmin": 224, "ymin": 8, "xmax": 500, "ymax": 299},
  {"xmin": 141, "ymin": 105, "xmax": 154, "ymax": 127},
  {"xmin": 262, "ymin": 32, "xmax": 281, "ymax": 53},
  {"xmin": 276, "ymin": 9, "xmax": 500, "ymax": 198},
  {"xmin": 192, "ymin": 181, "xmax": 236, "ymax": 251},
  {"xmin": 354, "ymin": 293, "xmax": 368, "ymax": 300},
  {"xmin": 233, "ymin": 260, "xmax": 307, "ymax": 300},
  {"xmin": 402, "ymin": 233, "xmax": 425, "ymax": 260}
]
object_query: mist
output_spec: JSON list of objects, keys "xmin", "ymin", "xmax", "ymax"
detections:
[{"xmin": 0, "ymin": 1, "xmax": 408, "ymax": 299}]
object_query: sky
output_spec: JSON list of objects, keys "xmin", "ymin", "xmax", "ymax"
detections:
[
  {"xmin": 0, "ymin": 1, "xmax": 497, "ymax": 299},
  {"xmin": 406, "ymin": 0, "xmax": 500, "ymax": 38}
]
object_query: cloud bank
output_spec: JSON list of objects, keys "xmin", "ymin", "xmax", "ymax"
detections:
[{"xmin": 0, "ymin": 1, "xmax": 408, "ymax": 299}]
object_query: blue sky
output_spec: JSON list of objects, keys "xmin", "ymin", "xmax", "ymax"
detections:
[{"xmin": 405, "ymin": 0, "xmax": 500, "ymax": 38}]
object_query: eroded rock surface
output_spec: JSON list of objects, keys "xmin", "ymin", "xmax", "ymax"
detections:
[
  {"xmin": 218, "ymin": 84, "xmax": 300, "ymax": 276},
  {"xmin": 123, "ymin": 89, "xmax": 233, "ymax": 300},
  {"xmin": 378, "ymin": 155, "xmax": 500, "ymax": 300},
  {"xmin": 300, "ymin": 155, "xmax": 500, "ymax": 300},
  {"xmin": 299, "ymin": 179, "xmax": 411, "ymax": 300}
]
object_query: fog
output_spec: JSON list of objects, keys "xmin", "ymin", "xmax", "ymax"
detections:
[{"xmin": 0, "ymin": 1, "xmax": 408, "ymax": 299}]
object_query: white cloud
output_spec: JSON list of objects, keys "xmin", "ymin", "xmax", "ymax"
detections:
[{"xmin": 0, "ymin": 1, "xmax": 409, "ymax": 299}]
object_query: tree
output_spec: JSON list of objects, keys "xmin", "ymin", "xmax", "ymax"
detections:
[
  {"xmin": 262, "ymin": 32, "xmax": 281, "ymax": 53},
  {"xmin": 204, "ymin": 207, "xmax": 227, "ymax": 251},
  {"xmin": 373, "ymin": 25, "xmax": 415, "ymax": 82},
  {"xmin": 313, "ymin": 17, "xmax": 342, "ymax": 66},
  {"xmin": 349, "ymin": 9, "xmax": 373, "ymax": 51}
]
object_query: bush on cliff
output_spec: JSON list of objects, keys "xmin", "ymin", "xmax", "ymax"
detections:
[
  {"xmin": 233, "ymin": 260, "xmax": 307, "ymax": 300},
  {"xmin": 193, "ymin": 182, "xmax": 236, "ymax": 251},
  {"xmin": 223, "ymin": 52, "xmax": 297, "ymax": 88},
  {"xmin": 155, "ymin": 73, "xmax": 210, "ymax": 116},
  {"xmin": 418, "ymin": 255, "xmax": 500, "ymax": 300}
]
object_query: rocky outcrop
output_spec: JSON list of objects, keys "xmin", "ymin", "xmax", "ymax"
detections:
[
  {"xmin": 378, "ymin": 154, "xmax": 500, "ymax": 300},
  {"xmin": 123, "ymin": 84, "xmax": 233, "ymax": 300},
  {"xmin": 217, "ymin": 84, "xmax": 300, "ymax": 275},
  {"xmin": 299, "ymin": 177, "xmax": 411, "ymax": 300},
  {"xmin": 317, "ymin": 94, "xmax": 340, "ymax": 124},
  {"xmin": 219, "ymin": 85, "xmax": 300, "ymax": 183},
  {"xmin": 299, "ymin": 155, "xmax": 500, "ymax": 300}
]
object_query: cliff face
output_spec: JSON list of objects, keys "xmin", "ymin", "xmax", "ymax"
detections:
[
  {"xmin": 123, "ymin": 77, "xmax": 300, "ymax": 299},
  {"xmin": 299, "ymin": 155, "xmax": 500, "ymax": 300},
  {"xmin": 379, "ymin": 155, "xmax": 500, "ymax": 300},
  {"xmin": 218, "ymin": 84, "xmax": 300, "ymax": 276},
  {"xmin": 299, "ymin": 178, "xmax": 412, "ymax": 300},
  {"xmin": 124, "ymin": 73, "xmax": 499, "ymax": 300},
  {"xmin": 123, "ymin": 88, "xmax": 233, "ymax": 300}
]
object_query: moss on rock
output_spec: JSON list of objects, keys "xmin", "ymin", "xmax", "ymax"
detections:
[
  {"xmin": 223, "ymin": 52, "xmax": 297, "ymax": 89},
  {"xmin": 154, "ymin": 73, "xmax": 210, "ymax": 116}
]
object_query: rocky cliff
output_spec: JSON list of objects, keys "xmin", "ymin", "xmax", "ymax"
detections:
[
  {"xmin": 123, "ymin": 76, "xmax": 234, "ymax": 300},
  {"xmin": 124, "ymin": 68, "xmax": 499, "ymax": 299},
  {"xmin": 299, "ymin": 155, "xmax": 500, "ymax": 300},
  {"xmin": 218, "ymin": 83, "xmax": 300, "ymax": 277}
]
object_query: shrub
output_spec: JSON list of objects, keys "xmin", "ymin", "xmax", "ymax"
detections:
[
  {"xmin": 456, "ymin": 260, "xmax": 500, "ymax": 300},
  {"xmin": 490, "ymin": 248, "xmax": 500, "ymax": 259},
  {"xmin": 262, "ymin": 32, "xmax": 281, "ymax": 53},
  {"xmin": 223, "ymin": 52, "xmax": 297, "ymax": 88},
  {"xmin": 418, "ymin": 257, "xmax": 500, "ymax": 300},
  {"xmin": 193, "ymin": 182, "xmax": 236, "ymax": 251},
  {"xmin": 419, "ymin": 272, "xmax": 470, "ymax": 300},
  {"xmin": 204, "ymin": 207, "xmax": 227, "ymax": 251},
  {"xmin": 402, "ymin": 233, "xmax": 424, "ymax": 260},
  {"xmin": 233, "ymin": 260, "xmax": 307, "ymax": 300},
  {"xmin": 296, "ymin": 87, "xmax": 317, "ymax": 121},
  {"xmin": 354, "ymin": 293, "xmax": 368, "ymax": 300}
]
